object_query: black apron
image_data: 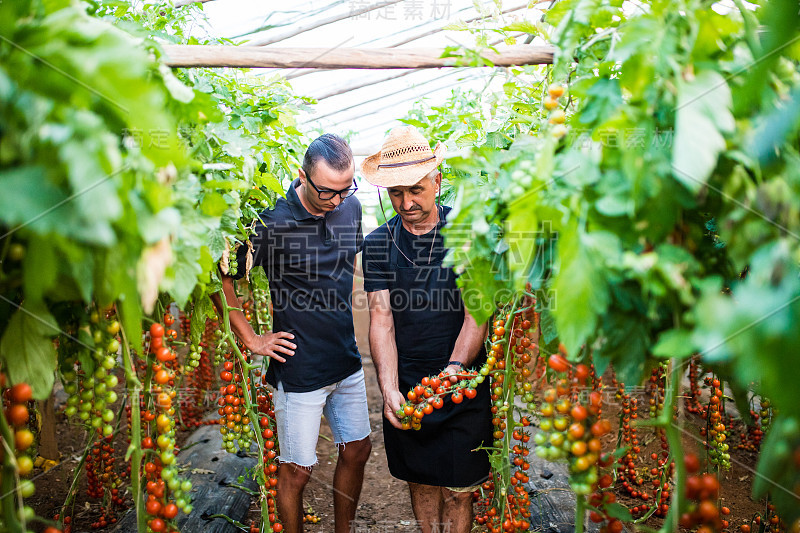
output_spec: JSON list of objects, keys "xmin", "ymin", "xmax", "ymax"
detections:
[{"xmin": 382, "ymin": 207, "xmax": 492, "ymax": 487}]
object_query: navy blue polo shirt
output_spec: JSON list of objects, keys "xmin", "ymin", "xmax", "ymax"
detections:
[{"xmin": 236, "ymin": 179, "xmax": 363, "ymax": 392}]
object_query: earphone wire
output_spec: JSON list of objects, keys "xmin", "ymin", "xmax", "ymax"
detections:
[{"xmin": 376, "ymin": 175, "xmax": 442, "ymax": 267}]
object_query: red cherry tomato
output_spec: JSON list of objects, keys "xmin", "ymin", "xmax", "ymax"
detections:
[
  {"xmin": 548, "ymin": 354, "xmax": 569, "ymax": 373},
  {"xmin": 9, "ymin": 383, "xmax": 33, "ymax": 404},
  {"xmin": 150, "ymin": 323, "xmax": 165, "ymax": 338}
]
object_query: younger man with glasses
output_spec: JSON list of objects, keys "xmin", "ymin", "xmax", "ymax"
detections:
[{"xmin": 214, "ymin": 134, "xmax": 370, "ymax": 533}]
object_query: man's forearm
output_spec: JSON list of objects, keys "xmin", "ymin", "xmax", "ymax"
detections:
[
  {"xmin": 369, "ymin": 323, "xmax": 400, "ymax": 397},
  {"xmin": 449, "ymin": 313, "xmax": 488, "ymax": 367},
  {"xmin": 211, "ymin": 275, "xmax": 257, "ymax": 347}
]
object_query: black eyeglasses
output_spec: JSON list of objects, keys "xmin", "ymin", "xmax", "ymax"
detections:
[{"xmin": 306, "ymin": 174, "xmax": 358, "ymax": 200}]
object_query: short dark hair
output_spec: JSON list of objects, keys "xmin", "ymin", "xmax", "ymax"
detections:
[{"xmin": 302, "ymin": 134, "xmax": 353, "ymax": 178}]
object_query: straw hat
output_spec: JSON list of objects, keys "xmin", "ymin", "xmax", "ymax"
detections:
[{"xmin": 361, "ymin": 126, "xmax": 446, "ymax": 187}]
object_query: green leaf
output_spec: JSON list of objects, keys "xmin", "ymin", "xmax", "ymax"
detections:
[
  {"xmin": 576, "ymin": 78, "xmax": 623, "ymax": 126},
  {"xmin": 540, "ymin": 309, "xmax": 558, "ymax": 344},
  {"xmin": 190, "ymin": 292, "xmax": 213, "ymax": 345},
  {"xmin": 652, "ymin": 329, "xmax": 695, "ymax": 359},
  {"xmin": 0, "ymin": 166, "xmax": 67, "ymax": 234},
  {"xmin": 118, "ymin": 288, "xmax": 143, "ymax": 361},
  {"xmin": 603, "ymin": 503, "xmax": 633, "ymax": 521},
  {"xmin": 0, "ymin": 305, "xmax": 59, "ymax": 399},
  {"xmin": 506, "ymin": 195, "xmax": 537, "ymax": 287},
  {"xmin": 200, "ymin": 192, "xmax": 229, "ymax": 216},
  {"xmin": 502, "ymin": 21, "xmax": 538, "ymax": 34},
  {"xmin": 250, "ymin": 266, "xmax": 269, "ymax": 292},
  {"xmin": 551, "ymin": 227, "xmax": 613, "ymax": 355},
  {"xmin": 23, "ymin": 235, "xmax": 58, "ymax": 307},
  {"xmin": 159, "ymin": 64, "xmax": 194, "ymax": 103},
  {"xmin": 672, "ymin": 70, "xmax": 733, "ymax": 192}
]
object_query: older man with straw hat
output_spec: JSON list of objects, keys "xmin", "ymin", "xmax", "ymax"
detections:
[{"xmin": 361, "ymin": 126, "xmax": 492, "ymax": 533}]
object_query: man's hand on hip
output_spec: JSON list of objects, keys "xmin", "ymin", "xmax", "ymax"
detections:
[
  {"xmin": 383, "ymin": 389, "xmax": 406, "ymax": 430},
  {"xmin": 245, "ymin": 331, "xmax": 296, "ymax": 363}
]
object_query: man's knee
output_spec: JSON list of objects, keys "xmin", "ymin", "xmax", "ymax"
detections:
[
  {"xmin": 278, "ymin": 463, "xmax": 313, "ymax": 490},
  {"xmin": 338, "ymin": 437, "xmax": 372, "ymax": 466},
  {"xmin": 442, "ymin": 488, "xmax": 474, "ymax": 506}
]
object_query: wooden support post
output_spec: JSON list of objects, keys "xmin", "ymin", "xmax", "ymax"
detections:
[
  {"xmin": 37, "ymin": 396, "xmax": 59, "ymax": 461},
  {"xmin": 161, "ymin": 44, "xmax": 555, "ymax": 69}
]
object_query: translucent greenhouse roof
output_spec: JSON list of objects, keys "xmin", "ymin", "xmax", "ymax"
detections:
[{"xmin": 201, "ymin": 0, "xmax": 549, "ymax": 154}]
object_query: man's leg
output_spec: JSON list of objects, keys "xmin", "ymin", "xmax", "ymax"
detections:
[
  {"xmin": 332, "ymin": 437, "xmax": 372, "ymax": 533},
  {"xmin": 324, "ymin": 369, "xmax": 372, "ymax": 533},
  {"xmin": 408, "ymin": 482, "xmax": 444, "ymax": 533},
  {"xmin": 277, "ymin": 463, "xmax": 312, "ymax": 533},
  {"xmin": 273, "ymin": 382, "xmax": 329, "ymax": 533},
  {"xmin": 440, "ymin": 488, "xmax": 474, "ymax": 533}
]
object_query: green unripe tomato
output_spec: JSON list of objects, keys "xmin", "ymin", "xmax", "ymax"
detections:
[
  {"xmin": 106, "ymin": 321, "xmax": 120, "ymax": 335},
  {"xmin": 19, "ymin": 480, "xmax": 35, "ymax": 498},
  {"xmin": 8, "ymin": 243, "xmax": 26, "ymax": 261},
  {"xmin": 18, "ymin": 505, "xmax": 35, "ymax": 521}
]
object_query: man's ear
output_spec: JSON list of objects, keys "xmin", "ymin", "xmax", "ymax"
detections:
[{"xmin": 298, "ymin": 168, "xmax": 306, "ymax": 183}]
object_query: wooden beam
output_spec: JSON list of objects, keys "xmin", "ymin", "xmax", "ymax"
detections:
[
  {"xmin": 282, "ymin": 3, "xmax": 532, "ymax": 81},
  {"xmin": 244, "ymin": 0, "xmax": 404, "ymax": 47},
  {"xmin": 309, "ymin": 32, "xmax": 524, "ymax": 99},
  {"xmin": 162, "ymin": 44, "xmax": 555, "ymax": 69}
]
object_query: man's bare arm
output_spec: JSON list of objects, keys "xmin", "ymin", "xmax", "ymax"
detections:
[
  {"xmin": 210, "ymin": 274, "xmax": 296, "ymax": 362},
  {"xmin": 367, "ymin": 289, "xmax": 405, "ymax": 429}
]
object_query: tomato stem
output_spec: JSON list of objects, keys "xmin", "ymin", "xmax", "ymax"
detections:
[
  {"xmin": 496, "ymin": 294, "xmax": 522, "ymax": 522},
  {"xmin": 0, "ymin": 404, "xmax": 25, "ymax": 533},
  {"xmin": 659, "ymin": 359, "xmax": 686, "ymax": 533},
  {"xmin": 119, "ymin": 315, "xmax": 148, "ymax": 533},
  {"xmin": 575, "ymin": 493, "xmax": 586, "ymax": 533},
  {"xmin": 219, "ymin": 297, "xmax": 273, "ymax": 533}
]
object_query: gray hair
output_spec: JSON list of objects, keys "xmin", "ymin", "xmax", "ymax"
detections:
[{"xmin": 424, "ymin": 167, "xmax": 439, "ymax": 184}]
